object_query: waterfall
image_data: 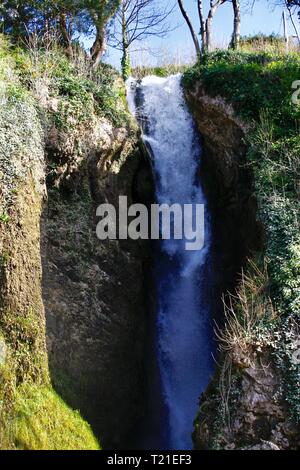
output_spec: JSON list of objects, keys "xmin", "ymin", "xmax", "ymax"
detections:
[{"xmin": 127, "ymin": 74, "xmax": 215, "ymax": 450}]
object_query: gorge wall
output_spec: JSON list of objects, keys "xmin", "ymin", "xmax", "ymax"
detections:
[
  {"xmin": 0, "ymin": 42, "xmax": 152, "ymax": 449},
  {"xmin": 184, "ymin": 81, "xmax": 300, "ymax": 450},
  {"xmin": 41, "ymin": 109, "xmax": 152, "ymax": 449},
  {"xmin": 185, "ymin": 82, "xmax": 262, "ymax": 297}
]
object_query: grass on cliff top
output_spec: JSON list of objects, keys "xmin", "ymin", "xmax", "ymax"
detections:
[
  {"xmin": 183, "ymin": 50, "xmax": 300, "ymax": 132},
  {"xmin": 4, "ymin": 383, "xmax": 100, "ymax": 450},
  {"xmin": 183, "ymin": 50, "xmax": 300, "ymax": 426}
]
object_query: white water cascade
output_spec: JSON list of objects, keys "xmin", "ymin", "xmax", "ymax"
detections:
[{"xmin": 127, "ymin": 75, "xmax": 215, "ymax": 450}]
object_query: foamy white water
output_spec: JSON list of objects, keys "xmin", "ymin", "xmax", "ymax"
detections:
[{"xmin": 127, "ymin": 75, "xmax": 214, "ymax": 450}]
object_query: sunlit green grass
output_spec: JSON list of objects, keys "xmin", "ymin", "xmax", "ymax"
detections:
[{"xmin": 9, "ymin": 384, "xmax": 100, "ymax": 450}]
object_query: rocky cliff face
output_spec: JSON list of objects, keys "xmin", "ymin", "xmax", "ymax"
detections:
[
  {"xmin": 197, "ymin": 352, "xmax": 299, "ymax": 450},
  {"xmin": 0, "ymin": 81, "xmax": 99, "ymax": 449},
  {"xmin": 42, "ymin": 111, "xmax": 152, "ymax": 449},
  {"xmin": 184, "ymin": 82, "xmax": 299, "ymax": 450},
  {"xmin": 0, "ymin": 96, "xmax": 48, "ymax": 392},
  {"xmin": 0, "ymin": 42, "xmax": 152, "ymax": 449}
]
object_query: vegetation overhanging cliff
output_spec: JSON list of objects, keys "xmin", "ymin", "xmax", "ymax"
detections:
[{"xmin": 183, "ymin": 50, "xmax": 300, "ymax": 450}]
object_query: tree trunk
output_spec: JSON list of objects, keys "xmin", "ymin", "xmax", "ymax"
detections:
[
  {"xmin": 177, "ymin": 0, "xmax": 201, "ymax": 59},
  {"xmin": 205, "ymin": 15, "xmax": 213, "ymax": 52},
  {"xmin": 59, "ymin": 12, "xmax": 73, "ymax": 58},
  {"xmin": 197, "ymin": 0, "xmax": 206, "ymax": 53},
  {"xmin": 121, "ymin": 47, "xmax": 131, "ymax": 80},
  {"xmin": 206, "ymin": 0, "xmax": 224, "ymax": 53},
  {"xmin": 91, "ymin": 27, "xmax": 106, "ymax": 67},
  {"xmin": 121, "ymin": 5, "xmax": 131, "ymax": 80},
  {"xmin": 90, "ymin": 1, "xmax": 120, "ymax": 68},
  {"xmin": 230, "ymin": 0, "xmax": 241, "ymax": 50},
  {"xmin": 206, "ymin": 3, "xmax": 216, "ymax": 53},
  {"xmin": 286, "ymin": 1, "xmax": 300, "ymax": 45}
]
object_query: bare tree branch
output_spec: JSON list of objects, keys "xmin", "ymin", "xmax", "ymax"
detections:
[
  {"xmin": 109, "ymin": 0, "xmax": 176, "ymax": 78},
  {"xmin": 197, "ymin": 0, "xmax": 206, "ymax": 51},
  {"xmin": 230, "ymin": 0, "xmax": 241, "ymax": 49},
  {"xmin": 285, "ymin": 0, "xmax": 300, "ymax": 43},
  {"xmin": 177, "ymin": 0, "xmax": 201, "ymax": 58}
]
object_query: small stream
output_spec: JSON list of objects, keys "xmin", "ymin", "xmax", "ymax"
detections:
[{"xmin": 127, "ymin": 75, "xmax": 215, "ymax": 450}]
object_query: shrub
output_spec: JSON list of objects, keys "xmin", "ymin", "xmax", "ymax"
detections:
[{"xmin": 183, "ymin": 50, "xmax": 300, "ymax": 127}]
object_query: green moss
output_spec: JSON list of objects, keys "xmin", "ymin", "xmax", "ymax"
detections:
[
  {"xmin": 0, "ymin": 328, "xmax": 100, "ymax": 450},
  {"xmin": 7, "ymin": 384, "xmax": 100, "ymax": 450},
  {"xmin": 0, "ymin": 307, "xmax": 48, "ymax": 386},
  {"xmin": 0, "ymin": 214, "xmax": 10, "ymax": 223}
]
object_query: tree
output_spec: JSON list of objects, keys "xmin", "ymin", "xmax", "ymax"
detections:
[
  {"xmin": 0, "ymin": 0, "xmax": 44, "ymax": 40},
  {"xmin": 230, "ymin": 0, "xmax": 241, "ymax": 49},
  {"xmin": 177, "ymin": 0, "xmax": 201, "ymax": 58},
  {"xmin": 87, "ymin": 0, "xmax": 121, "ymax": 67},
  {"xmin": 285, "ymin": 0, "xmax": 300, "ymax": 42},
  {"xmin": 0, "ymin": 1, "xmax": 119, "ymax": 66},
  {"xmin": 197, "ymin": 0, "xmax": 206, "ymax": 52},
  {"xmin": 178, "ymin": 0, "xmax": 227, "ymax": 55},
  {"xmin": 0, "ymin": 1, "xmax": 91, "ymax": 52},
  {"xmin": 109, "ymin": 0, "xmax": 175, "ymax": 80},
  {"xmin": 205, "ymin": 0, "xmax": 226, "ymax": 52},
  {"xmin": 46, "ymin": 0, "xmax": 92, "ymax": 57}
]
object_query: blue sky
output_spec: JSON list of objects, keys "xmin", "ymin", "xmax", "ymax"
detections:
[{"xmin": 94, "ymin": 0, "xmax": 299, "ymax": 68}]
